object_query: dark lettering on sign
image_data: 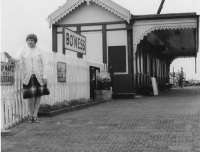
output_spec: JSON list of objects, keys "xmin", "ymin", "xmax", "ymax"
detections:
[
  {"xmin": 66, "ymin": 33, "xmax": 69, "ymax": 45},
  {"xmin": 78, "ymin": 38, "xmax": 81, "ymax": 50},
  {"xmin": 82, "ymin": 41, "xmax": 86, "ymax": 51},
  {"xmin": 74, "ymin": 37, "xmax": 78, "ymax": 49},
  {"xmin": 70, "ymin": 35, "xmax": 73, "ymax": 46},
  {"xmin": 64, "ymin": 28, "xmax": 86, "ymax": 54}
]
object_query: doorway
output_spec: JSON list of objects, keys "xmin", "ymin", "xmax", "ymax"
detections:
[{"xmin": 89, "ymin": 66, "xmax": 100, "ymax": 100}]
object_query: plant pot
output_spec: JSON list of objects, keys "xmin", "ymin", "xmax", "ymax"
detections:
[{"xmin": 95, "ymin": 89, "xmax": 112, "ymax": 100}]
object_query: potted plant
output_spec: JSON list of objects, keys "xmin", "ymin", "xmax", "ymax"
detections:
[{"xmin": 95, "ymin": 71, "xmax": 112, "ymax": 100}]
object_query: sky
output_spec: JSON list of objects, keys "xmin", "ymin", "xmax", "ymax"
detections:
[{"xmin": 1, "ymin": 0, "xmax": 200, "ymax": 80}]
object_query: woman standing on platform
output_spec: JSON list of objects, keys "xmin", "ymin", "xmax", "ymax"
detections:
[{"xmin": 18, "ymin": 34, "xmax": 49, "ymax": 123}]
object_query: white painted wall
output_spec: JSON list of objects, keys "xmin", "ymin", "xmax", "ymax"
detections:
[
  {"xmin": 41, "ymin": 52, "xmax": 90, "ymax": 105},
  {"xmin": 81, "ymin": 31, "xmax": 103, "ymax": 64},
  {"xmin": 107, "ymin": 30, "xmax": 127, "ymax": 46}
]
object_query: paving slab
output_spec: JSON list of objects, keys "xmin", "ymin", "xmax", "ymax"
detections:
[{"xmin": 2, "ymin": 86, "xmax": 200, "ymax": 152}]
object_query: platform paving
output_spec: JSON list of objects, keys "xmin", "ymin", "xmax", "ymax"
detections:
[{"xmin": 2, "ymin": 86, "xmax": 200, "ymax": 152}]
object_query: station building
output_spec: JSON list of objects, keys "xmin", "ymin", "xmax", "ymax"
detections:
[
  {"xmin": 48, "ymin": 0, "xmax": 199, "ymax": 97},
  {"xmin": 1, "ymin": 0, "xmax": 199, "ymax": 129}
]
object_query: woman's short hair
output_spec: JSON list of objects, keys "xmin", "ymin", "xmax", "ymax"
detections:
[{"xmin": 26, "ymin": 34, "xmax": 38, "ymax": 43}]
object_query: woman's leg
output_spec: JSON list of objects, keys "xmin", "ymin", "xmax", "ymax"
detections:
[
  {"xmin": 28, "ymin": 98, "xmax": 34, "ymax": 119},
  {"xmin": 33, "ymin": 97, "xmax": 41, "ymax": 119}
]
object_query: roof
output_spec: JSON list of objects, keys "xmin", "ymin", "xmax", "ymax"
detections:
[
  {"xmin": 132, "ymin": 12, "xmax": 198, "ymax": 21},
  {"xmin": 47, "ymin": 0, "xmax": 131, "ymax": 26}
]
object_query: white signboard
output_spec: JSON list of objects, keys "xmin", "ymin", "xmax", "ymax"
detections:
[
  {"xmin": 64, "ymin": 28, "xmax": 86, "ymax": 54},
  {"xmin": 151, "ymin": 77, "xmax": 159, "ymax": 96}
]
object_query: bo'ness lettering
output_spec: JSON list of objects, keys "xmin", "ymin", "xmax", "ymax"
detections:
[{"xmin": 65, "ymin": 29, "xmax": 86, "ymax": 54}]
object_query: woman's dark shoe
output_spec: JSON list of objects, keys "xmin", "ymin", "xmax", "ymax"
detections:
[
  {"xmin": 27, "ymin": 115, "xmax": 33, "ymax": 123},
  {"xmin": 32, "ymin": 117, "xmax": 40, "ymax": 123}
]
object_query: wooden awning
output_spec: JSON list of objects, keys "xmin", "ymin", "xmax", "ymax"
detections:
[{"xmin": 133, "ymin": 13, "xmax": 199, "ymax": 61}]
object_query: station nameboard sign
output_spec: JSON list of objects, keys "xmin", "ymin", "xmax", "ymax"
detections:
[{"xmin": 64, "ymin": 28, "xmax": 86, "ymax": 54}]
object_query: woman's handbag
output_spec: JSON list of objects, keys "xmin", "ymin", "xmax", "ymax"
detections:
[
  {"xmin": 39, "ymin": 83, "xmax": 50, "ymax": 95},
  {"xmin": 23, "ymin": 75, "xmax": 50, "ymax": 99}
]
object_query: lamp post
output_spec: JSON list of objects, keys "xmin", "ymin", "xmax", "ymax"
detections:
[{"xmin": 157, "ymin": 0, "xmax": 165, "ymax": 14}]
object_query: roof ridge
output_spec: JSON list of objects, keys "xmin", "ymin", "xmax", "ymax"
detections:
[{"xmin": 47, "ymin": 0, "xmax": 131, "ymax": 27}]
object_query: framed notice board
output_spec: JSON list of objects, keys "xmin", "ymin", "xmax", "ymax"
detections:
[
  {"xmin": 57, "ymin": 62, "xmax": 66, "ymax": 82},
  {"xmin": 0, "ymin": 62, "xmax": 15, "ymax": 85}
]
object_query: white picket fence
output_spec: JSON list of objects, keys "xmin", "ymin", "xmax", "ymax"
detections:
[
  {"xmin": 1, "ymin": 52, "xmax": 102, "ymax": 130},
  {"xmin": 1, "ymin": 62, "xmax": 27, "ymax": 129}
]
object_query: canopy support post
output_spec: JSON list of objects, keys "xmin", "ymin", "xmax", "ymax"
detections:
[{"xmin": 195, "ymin": 56, "xmax": 197, "ymax": 74}]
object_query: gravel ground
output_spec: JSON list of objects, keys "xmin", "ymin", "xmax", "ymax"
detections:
[{"xmin": 2, "ymin": 86, "xmax": 200, "ymax": 152}]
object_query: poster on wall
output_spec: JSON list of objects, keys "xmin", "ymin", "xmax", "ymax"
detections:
[
  {"xmin": 0, "ymin": 62, "xmax": 15, "ymax": 85},
  {"xmin": 57, "ymin": 62, "xmax": 66, "ymax": 82},
  {"xmin": 64, "ymin": 28, "xmax": 86, "ymax": 54}
]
